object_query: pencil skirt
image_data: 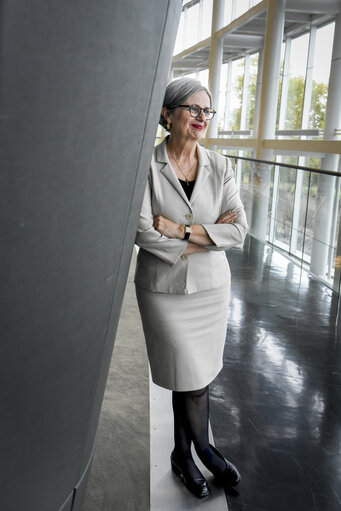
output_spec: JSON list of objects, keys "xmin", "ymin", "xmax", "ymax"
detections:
[{"xmin": 135, "ymin": 284, "xmax": 229, "ymax": 391}]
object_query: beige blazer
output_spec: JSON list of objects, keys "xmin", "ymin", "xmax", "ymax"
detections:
[{"xmin": 134, "ymin": 137, "xmax": 248, "ymax": 294}]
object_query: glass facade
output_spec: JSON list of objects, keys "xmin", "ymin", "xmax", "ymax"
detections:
[
  {"xmin": 171, "ymin": 0, "xmax": 341, "ymax": 290},
  {"xmin": 236, "ymin": 158, "xmax": 341, "ymax": 287}
]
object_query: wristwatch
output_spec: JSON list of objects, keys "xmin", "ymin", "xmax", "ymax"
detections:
[{"xmin": 183, "ymin": 225, "xmax": 191, "ymax": 240}]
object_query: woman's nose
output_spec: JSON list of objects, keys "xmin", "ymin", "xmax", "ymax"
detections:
[{"xmin": 197, "ymin": 110, "xmax": 206, "ymax": 121}]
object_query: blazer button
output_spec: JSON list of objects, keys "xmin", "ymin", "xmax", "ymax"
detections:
[
  {"xmin": 185, "ymin": 213, "xmax": 193, "ymax": 219},
  {"xmin": 181, "ymin": 255, "xmax": 188, "ymax": 261}
]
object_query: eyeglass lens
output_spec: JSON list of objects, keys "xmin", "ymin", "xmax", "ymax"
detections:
[{"xmin": 189, "ymin": 105, "xmax": 214, "ymax": 119}]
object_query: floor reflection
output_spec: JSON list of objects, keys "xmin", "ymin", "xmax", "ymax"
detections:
[{"xmin": 210, "ymin": 235, "xmax": 341, "ymax": 511}]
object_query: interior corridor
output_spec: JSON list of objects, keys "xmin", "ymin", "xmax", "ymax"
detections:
[{"xmin": 83, "ymin": 236, "xmax": 341, "ymax": 511}]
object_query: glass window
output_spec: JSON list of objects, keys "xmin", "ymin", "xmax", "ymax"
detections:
[
  {"xmin": 276, "ymin": 42, "xmax": 286, "ymax": 130},
  {"xmin": 198, "ymin": 69, "xmax": 209, "ymax": 89},
  {"xmin": 173, "ymin": 11, "xmax": 185, "ymax": 55},
  {"xmin": 224, "ymin": 0, "xmax": 233, "ymax": 25},
  {"xmin": 184, "ymin": 3, "xmax": 200, "ymax": 48},
  {"xmin": 309, "ymin": 22, "xmax": 335, "ymax": 129},
  {"xmin": 221, "ymin": 53, "xmax": 259, "ymax": 133},
  {"xmin": 174, "ymin": 0, "xmax": 213, "ymax": 54},
  {"xmin": 218, "ymin": 62, "xmax": 228, "ymax": 129},
  {"xmin": 230, "ymin": 58, "xmax": 245, "ymax": 130},
  {"xmin": 173, "ymin": 3, "xmax": 200, "ymax": 53},
  {"xmin": 227, "ymin": 151, "xmax": 257, "ymax": 226},
  {"xmin": 285, "ymin": 33, "xmax": 309, "ymax": 129},
  {"xmin": 247, "ymin": 53, "xmax": 259, "ymax": 131},
  {"xmin": 235, "ymin": 0, "xmax": 252, "ymax": 19},
  {"xmin": 201, "ymin": 0, "xmax": 213, "ymax": 40},
  {"xmin": 224, "ymin": 0, "xmax": 262, "ymax": 24},
  {"xmin": 273, "ymin": 157, "xmax": 298, "ymax": 250}
]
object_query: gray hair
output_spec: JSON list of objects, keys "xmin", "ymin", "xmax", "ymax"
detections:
[{"xmin": 159, "ymin": 77, "xmax": 213, "ymax": 131}]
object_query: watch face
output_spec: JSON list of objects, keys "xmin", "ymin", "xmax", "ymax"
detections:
[{"xmin": 185, "ymin": 225, "xmax": 191, "ymax": 233}]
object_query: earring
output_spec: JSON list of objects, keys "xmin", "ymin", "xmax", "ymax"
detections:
[{"xmin": 166, "ymin": 122, "xmax": 171, "ymax": 131}]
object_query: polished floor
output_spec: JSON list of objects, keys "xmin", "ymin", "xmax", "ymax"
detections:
[
  {"xmin": 83, "ymin": 237, "xmax": 341, "ymax": 510},
  {"xmin": 210, "ymin": 235, "xmax": 341, "ymax": 511}
]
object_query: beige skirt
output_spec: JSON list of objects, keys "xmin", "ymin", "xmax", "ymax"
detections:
[{"xmin": 135, "ymin": 284, "xmax": 229, "ymax": 391}]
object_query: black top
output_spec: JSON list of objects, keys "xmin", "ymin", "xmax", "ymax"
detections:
[{"xmin": 179, "ymin": 179, "xmax": 195, "ymax": 200}]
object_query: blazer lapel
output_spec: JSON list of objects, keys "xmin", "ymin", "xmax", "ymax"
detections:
[
  {"xmin": 155, "ymin": 138, "xmax": 210, "ymax": 207},
  {"xmin": 190, "ymin": 143, "xmax": 210, "ymax": 205},
  {"xmin": 156, "ymin": 138, "xmax": 192, "ymax": 208}
]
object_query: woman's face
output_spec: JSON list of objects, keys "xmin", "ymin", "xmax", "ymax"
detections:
[{"xmin": 165, "ymin": 90, "xmax": 211, "ymax": 142}]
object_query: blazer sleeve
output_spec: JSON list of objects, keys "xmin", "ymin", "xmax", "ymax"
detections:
[
  {"xmin": 135, "ymin": 176, "xmax": 187, "ymax": 266},
  {"xmin": 201, "ymin": 157, "xmax": 248, "ymax": 251}
]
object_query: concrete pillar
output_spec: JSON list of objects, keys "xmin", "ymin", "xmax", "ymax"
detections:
[
  {"xmin": 291, "ymin": 28, "xmax": 316, "ymax": 255},
  {"xmin": 309, "ymin": 171, "xmax": 336, "ymax": 278},
  {"xmin": 255, "ymin": 0, "xmax": 285, "ymax": 159},
  {"xmin": 207, "ymin": 0, "xmax": 225, "ymax": 143},
  {"xmin": 252, "ymin": 46, "xmax": 264, "ymax": 141},
  {"xmin": 248, "ymin": 48, "xmax": 264, "ymax": 230},
  {"xmin": 310, "ymin": 13, "xmax": 341, "ymax": 278},
  {"xmin": 0, "ymin": 1, "xmax": 182, "ymax": 510},
  {"xmin": 235, "ymin": 55, "xmax": 250, "ymax": 216},
  {"xmin": 278, "ymin": 37, "xmax": 291, "ymax": 132},
  {"xmin": 251, "ymin": 0, "xmax": 285, "ymax": 240},
  {"xmin": 301, "ymin": 27, "xmax": 317, "ymax": 130},
  {"xmin": 269, "ymin": 38, "xmax": 291, "ymax": 244}
]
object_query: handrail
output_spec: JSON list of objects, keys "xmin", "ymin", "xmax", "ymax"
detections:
[
  {"xmin": 219, "ymin": 129, "xmax": 321, "ymax": 136},
  {"xmin": 226, "ymin": 154, "xmax": 341, "ymax": 178}
]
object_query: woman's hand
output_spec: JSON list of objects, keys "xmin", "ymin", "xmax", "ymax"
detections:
[
  {"xmin": 153, "ymin": 215, "xmax": 183, "ymax": 239},
  {"xmin": 215, "ymin": 210, "xmax": 238, "ymax": 224},
  {"xmin": 153, "ymin": 209, "xmax": 238, "ymax": 244}
]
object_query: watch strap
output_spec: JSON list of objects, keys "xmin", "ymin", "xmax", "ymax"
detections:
[{"xmin": 184, "ymin": 225, "xmax": 191, "ymax": 240}]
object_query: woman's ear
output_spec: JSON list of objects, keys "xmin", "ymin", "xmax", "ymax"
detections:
[{"xmin": 162, "ymin": 106, "xmax": 171, "ymax": 124}]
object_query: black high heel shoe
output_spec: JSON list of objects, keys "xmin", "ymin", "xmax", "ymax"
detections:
[
  {"xmin": 170, "ymin": 451, "xmax": 209, "ymax": 498},
  {"xmin": 209, "ymin": 443, "xmax": 241, "ymax": 487}
]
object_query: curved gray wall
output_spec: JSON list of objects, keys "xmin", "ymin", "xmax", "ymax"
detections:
[{"xmin": 0, "ymin": 1, "xmax": 181, "ymax": 510}]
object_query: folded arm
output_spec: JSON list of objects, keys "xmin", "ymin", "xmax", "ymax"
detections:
[
  {"xmin": 135, "ymin": 179, "xmax": 187, "ymax": 266},
  {"xmin": 136, "ymin": 157, "xmax": 248, "ymax": 262},
  {"xmin": 153, "ymin": 209, "xmax": 239, "ymax": 255},
  {"xmin": 153, "ymin": 158, "xmax": 248, "ymax": 254}
]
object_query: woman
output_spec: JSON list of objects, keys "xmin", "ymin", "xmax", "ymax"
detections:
[{"xmin": 134, "ymin": 77, "xmax": 248, "ymax": 498}]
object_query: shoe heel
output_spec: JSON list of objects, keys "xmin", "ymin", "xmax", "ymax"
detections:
[
  {"xmin": 209, "ymin": 443, "xmax": 241, "ymax": 486},
  {"xmin": 171, "ymin": 458, "xmax": 182, "ymax": 478},
  {"xmin": 170, "ymin": 451, "xmax": 210, "ymax": 498}
]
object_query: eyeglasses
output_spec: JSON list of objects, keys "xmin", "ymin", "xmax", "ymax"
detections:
[{"xmin": 170, "ymin": 104, "xmax": 216, "ymax": 120}]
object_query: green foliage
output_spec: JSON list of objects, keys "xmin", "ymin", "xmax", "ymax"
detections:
[
  {"xmin": 229, "ymin": 59, "xmax": 328, "ymax": 133},
  {"xmin": 283, "ymin": 76, "xmax": 328, "ymax": 130},
  {"xmin": 310, "ymin": 81, "xmax": 328, "ymax": 129},
  {"xmin": 231, "ymin": 73, "xmax": 243, "ymax": 130},
  {"xmin": 247, "ymin": 70, "xmax": 257, "ymax": 129},
  {"xmin": 231, "ymin": 56, "xmax": 258, "ymax": 130},
  {"xmin": 286, "ymin": 76, "xmax": 305, "ymax": 129},
  {"xmin": 309, "ymin": 156, "xmax": 322, "ymax": 169}
]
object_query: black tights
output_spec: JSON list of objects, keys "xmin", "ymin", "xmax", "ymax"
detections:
[{"xmin": 172, "ymin": 385, "xmax": 226, "ymax": 478}]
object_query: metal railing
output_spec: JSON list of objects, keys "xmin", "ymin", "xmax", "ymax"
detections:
[
  {"xmin": 228, "ymin": 154, "xmax": 341, "ymax": 293},
  {"xmin": 219, "ymin": 129, "xmax": 326, "ymax": 138}
]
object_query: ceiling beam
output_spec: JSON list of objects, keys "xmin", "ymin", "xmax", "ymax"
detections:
[
  {"xmin": 222, "ymin": 34, "xmax": 263, "ymax": 49},
  {"xmin": 285, "ymin": 0, "xmax": 341, "ymax": 14}
]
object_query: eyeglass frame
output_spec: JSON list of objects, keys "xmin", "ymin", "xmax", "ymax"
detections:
[{"xmin": 167, "ymin": 104, "xmax": 216, "ymax": 120}]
